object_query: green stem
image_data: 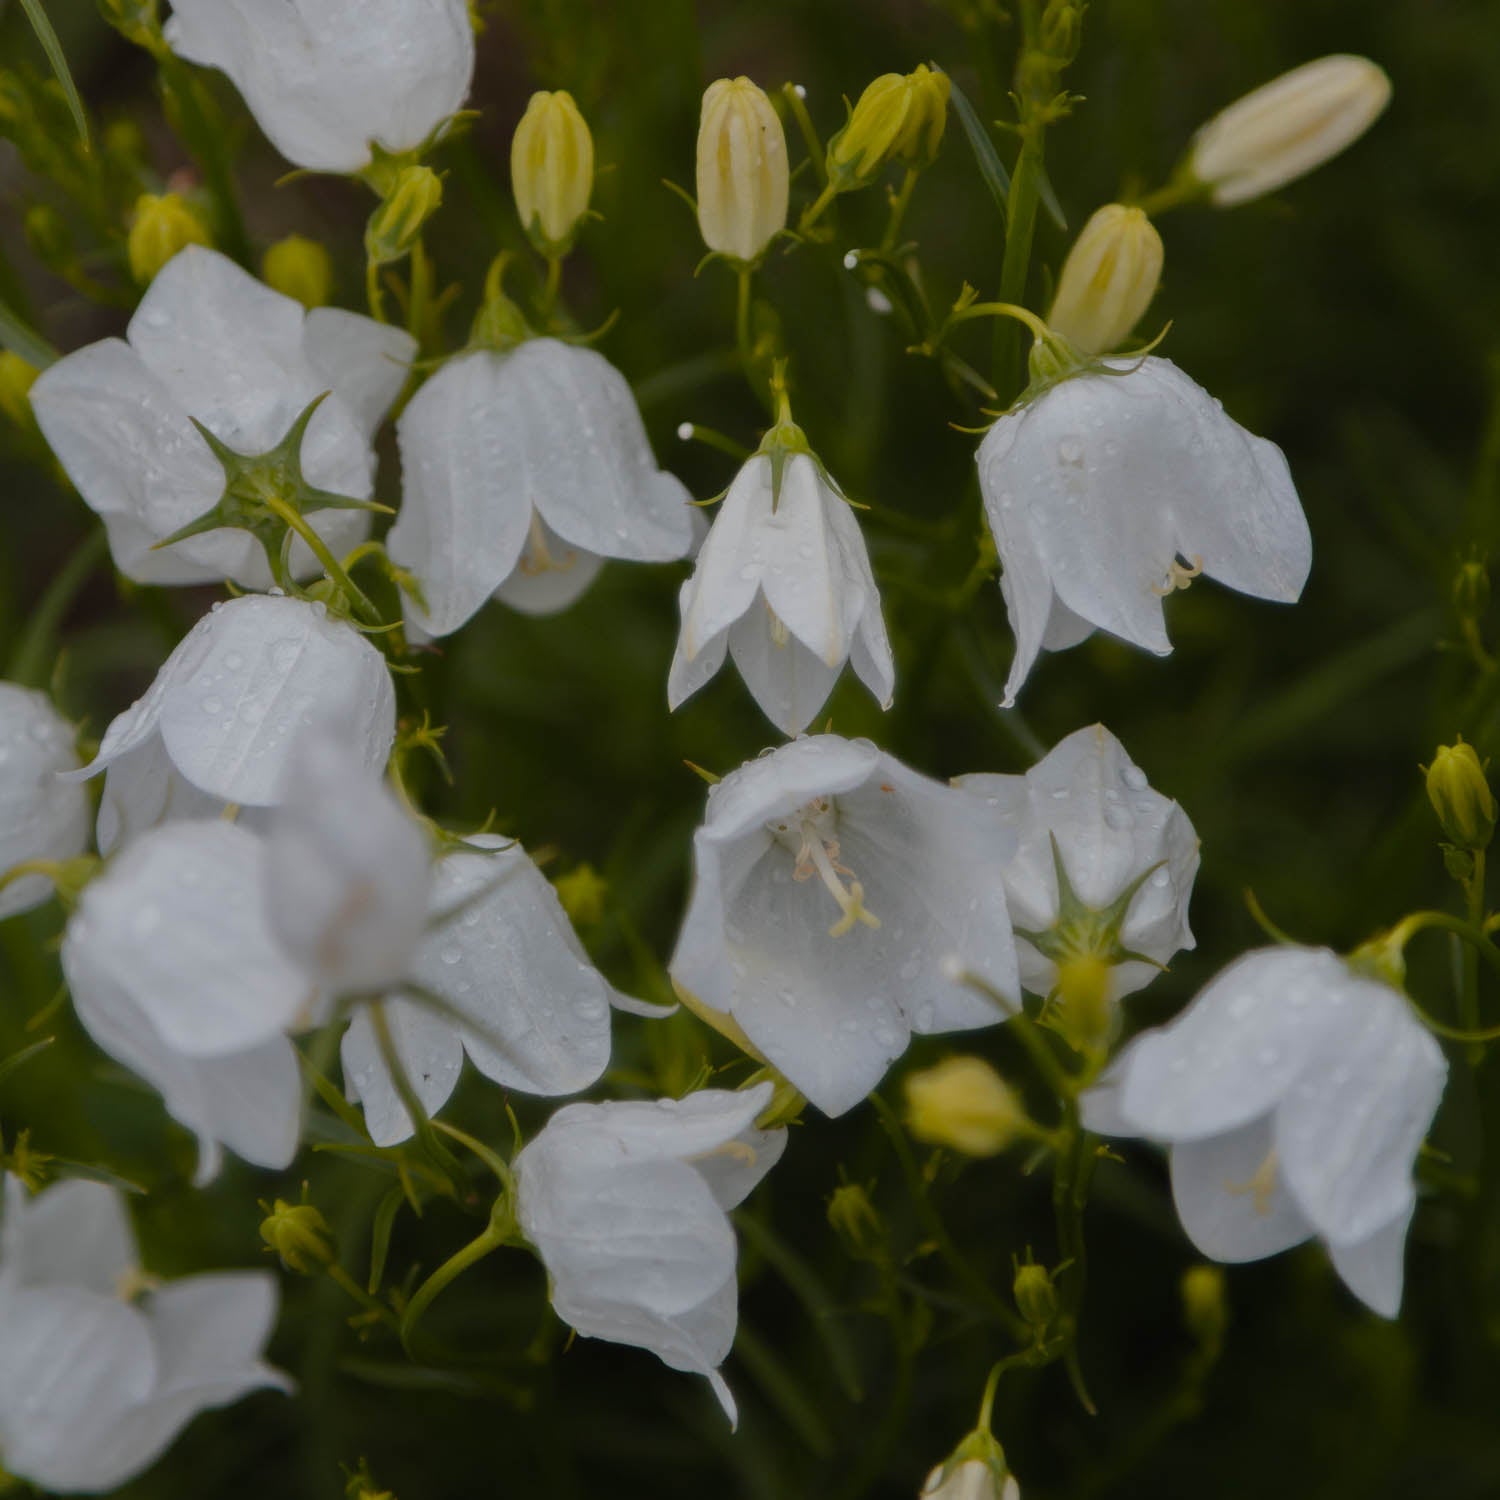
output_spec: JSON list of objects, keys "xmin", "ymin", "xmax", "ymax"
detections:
[
  {"xmin": 365, "ymin": 259, "xmax": 388, "ymax": 324},
  {"xmin": 1462, "ymin": 850, "xmax": 1487, "ymax": 1065},
  {"xmin": 260, "ymin": 496, "xmax": 380, "ymax": 623},
  {"xmin": 540, "ymin": 254, "xmax": 563, "ymax": 323},
  {"xmin": 366, "ymin": 1002, "xmax": 467, "ymax": 1193},
  {"xmin": 400, "ymin": 1215, "xmax": 512, "ymax": 1355},
  {"xmin": 799, "ymin": 180, "xmax": 838, "ymax": 235},
  {"xmin": 1132, "ymin": 171, "xmax": 1212, "ymax": 219},
  {"xmin": 6, "ymin": 528, "xmax": 107, "ymax": 688},
  {"xmin": 781, "ymin": 84, "xmax": 828, "ymax": 187},
  {"xmin": 325, "ymin": 1262, "xmax": 399, "ymax": 1329},
  {"xmin": 879, "ymin": 166, "xmax": 921, "ymax": 254},
  {"xmin": 1052, "ymin": 1108, "xmax": 1097, "ymax": 1414}
]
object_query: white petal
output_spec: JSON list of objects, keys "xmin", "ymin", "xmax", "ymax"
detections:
[
  {"xmin": 265, "ymin": 725, "xmax": 430, "ymax": 996},
  {"xmin": 302, "ymin": 308, "xmax": 415, "ymax": 441},
  {"xmin": 1168, "ymin": 1116, "xmax": 1314, "ymax": 1263},
  {"xmin": 493, "ymin": 523, "xmax": 607, "ymax": 616},
  {"xmin": 824, "ymin": 491, "xmax": 895, "ymax": 708},
  {"xmin": 728, "ymin": 607, "xmax": 842, "ymax": 737},
  {"xmin": 1326, "ymin": 1208, "xmax": 1412, "ymax": 1318},
  {"xmin": 388, "ymin": 352, "xmax": 534, "ymax": 636},
  {"xmin": 341, "ymin": 1000, "xmax": 464, "ymax": 1148},
  {"xmin": 166, "ymin": 0, "xmax": 475, "ymax": 173},
  {"xmin": 678, "ymin": 457, "xmax": 772, "ymax": 659},
  {"xmin": 1, "ymin": 1178, "xmax": 136, "ymax": 1297},
  {"xmin": 96, "ymin": 739, "xmax": 229, "ymax": 856},
  {"xmin": 692, "ymin": 1124, "xmax": 788, "ymax": 1211},
  {"xmin": 667, "ymin": 580, "xmax": 731, "ymax": 710},
  {"xmin": 0, "ymin": 684, "xmax": 90, "ymax": 918},
  {"xmin": 63, "ymin": 820, "xmax": 309, "ymax": 1057}
]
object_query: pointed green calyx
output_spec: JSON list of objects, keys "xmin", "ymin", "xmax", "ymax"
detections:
[
  {"xmin": 154, "ymin": 395, "xmax": 387, "ymax": 583},
  {"xmin": 1014, "ymin": 834, "xmax": 1163, "ymax": 972},
  {"xmin": 756, "ymin": 361, "xmax": 818, "ymax": 512},
  {"xmin": 468, "ymin": 255, "xmax": 534, "ymax": 353}
]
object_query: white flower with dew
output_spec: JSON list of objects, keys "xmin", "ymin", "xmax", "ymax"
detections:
[
  {"xmin": 164, "ymin": 0, "xmax": 475, "ymax": 174},
  {"xmin": 669, "ymin": 734, "xmax": 1019, "ymax": 1116},
  {"xmin": 669, "ymin": 452, "xmax": 894, "ymax": 736},
  {"xmin": 514, "ymin": 1083, "xmax": 786, "ymax": 1425},
  {"xmin": 0, "ymin": 1175, "xmax": 289, "ymax": 1494},
  {"xmin": 30, "ymin": 246, "xmax": 414, "ymax": 588},
  {"xmin": 0, "ymin": 682, "xmax": 90, "ymax": 918},
  {"xmin": 977, "ymin": 355, "xmax": 1311, "ymax": 705},
  {"xmin": 77, "ymin": 593, "xmax": 397, "ymax": 838},
  {"xmin": 956, "ymin": 724, "xmax": 1199, "ymax": 1001},
  {"xmin": 1082, "ymin": 946, "xmax": 1448, "ymax": 1316},
  {"xmin": 388, "ymin": 339, "xmax": 696, "ymax": 632}
]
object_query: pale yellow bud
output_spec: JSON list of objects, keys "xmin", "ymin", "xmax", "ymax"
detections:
[
  {"xmin": 511, "ymin": 90, "xmax": 595, "ymax": 253},
  {"xmin": 0, "ymin": 351, "xmax": 39, "ymax": 429},
  {"xmin": 905, "ymin": 1056, "xmax": 1026, "ymax": 1157},
  {"xmin": 1188, "ymin": 54, "xmax": 1392, "ymax": 207},
  {"xmin": 262, "ymin": 234, "xmax": 333, "ymax": 308},
  {"xmin": 1180, "ymin": 1264, "xmax": 1228, "ymax": 1350},
  {"xmin": 826, "ymin": 65, "xmax": 950, "ymax": 191},
  {"xmin": 127, "ymin": 193, "xmax": 211, "ymax": 285},
  {"xmin": 1047, "ymin": 204, "xmax": 1163, "ymax": 355},
  {"xmin": 695, "ymin": 76, "xmax": 788, "ymax": 264}
]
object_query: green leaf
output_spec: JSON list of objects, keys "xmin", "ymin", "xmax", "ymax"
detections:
[
  {"xmin": 18, "ymin": 0, "xmax": 90, "ymax": 150},
  {"xmin": 0, "ymin": 1036, "xmax": 55, "ymax": 1088},
  {"xmin": 0, "ymin": 292, "xmax": 59, "ymax": 369},
  {"xmin": 945, "ymin": 71, "xmax": 1010, "ymax": 213},
  {"xmin": 1036, "ymin": 160, "xmax": 1068, "ymax": 232}
]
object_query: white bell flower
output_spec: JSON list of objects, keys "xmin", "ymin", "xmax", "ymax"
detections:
[
  {"xmin": 921, "ymin": 1461, "xmax": 1020, "ymax": 1500},
  {"xmin": 77, "ymin": 593, "xmax": 396, "ymax": 825},
  {"xmin": 387, "ymin": 339, "xmax": 696, "ymax": 632},
  {"xmin": 30, "ymin": 247, "xmax": 414, "ymax": 589},
  {"xmin": 1083, "ymin": 946, "xmax": 1448, "ymax": 1316},
  {"xmin": 956, "ymin": 724, "xmax": 1199, "ymax": 1000},
  {"xmin": 668, "ymin": 451, "xmax": 894, "ymax": 736},
  {"xmin": 514, "ymin": 1082, "xmax": 786, "ymax": 1424},
  {"xmin": 0, "ymin": 1175, "xmax": 289, "ymax": 1494},
  {"xmin": 0, "ymin": 682, "xmax": 90, "ymax": 918},
  {"xmin": 61, "ymin": 820, "xmax": 305, "ymax": 1183},
  {"xmin": 669, "ymin": 735, "xmax": 1019, "ymax": 1116},
  {"xmin": 164, "ymin": 0, "xmax": 476, "ymax": 174},
  {"xmin": 977, "ymin": 355, "xmax": 1311, "ymax": 705}
]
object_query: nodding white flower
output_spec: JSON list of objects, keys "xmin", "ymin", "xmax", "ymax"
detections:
[
  {"xmin": 668, "ymin": 452, "xmax": 894, "ymax": 736},
  {"xmin": 60, "ymin": 820, "xmax": 305, "ymax": 1183},
  {"xmin": 514, "ymin": 1083, "xmax": 786, "ymax": 1424},
  {"xmin": 1083, "ymin": 946, "xmax": 1448, "ymax": 1316},
  {"xmin": 30, "ymin": 247, "xmax": 414, "ymax": 589},
  {"xmin": 387, "ymin": 340, "xmax": 697, "ymax": 632},
  {"xmin": 956, "ymin": 724, "xmax": 1198, "ymax": 1001},
  {"xmin": 669, "ymin": 735, "xmax": 1019, "ymax": 1116},
  {"xmin": 0, "ymin": 1176, "xmax": 289, "ymax": 1494},
  {"xmin": 921, "ymin": 1461, "xmax": 1020, "ymax": 1500},
  {"xmin": 164, "ymin": 0, "xmax": 475, "ymax": 174},
  {"xmin": 1188, "ymin": 55, "xmax": 1392, "ymax": 208},
  {"xmin": 78, "ymin": 593, "xmax": 396, "ymax": 837},
  {"xmin": 0, "ymin": 683, "xmax": 90, "ymax": 918},
  {"xmin": 978, "ymin": 356, "xmax": 1311, "ymax": 705}
]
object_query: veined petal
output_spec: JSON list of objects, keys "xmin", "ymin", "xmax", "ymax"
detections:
[
  {"xmin": 667, "ymin": 579, "xmax": 731, "ymax": 712},
  {"xmin": 96, "ymin": 740, "xmax": 231, "ymax": 856},
  {"xmin": 728, "ymin": 605, "xmax": 842, "ymax": 737},
  {"xmin": 678, "ymin": 457, "xmax": 772, "ymax": 660}
]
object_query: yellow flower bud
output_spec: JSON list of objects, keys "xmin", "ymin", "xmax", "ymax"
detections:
[
  {"xmin": 1188, "ymin": 55, "xmax": 1392, "ymax": 207},
  {"xmin": 826, "ymin": 1181, "xmax": 886, "ymax": 1261},
  {"xmin": 127, "ymin": 192, "xmax": 211, "ymax": 285},
  {"xmin": 1012, "ymin": 1260, "xmax": 1057, "ymax": 1337},
  {"xmin": 695, "ymin": 76, "xmax": 788, "ymax": 264},
  {"xmin": 511, "ymin": 89, "xmax": 595, "ymax": 254},
  {"xmin": 1180, "ymin": 1264, "xmax": 1228, "ymax": 1351},
  {"xmin": 259, "ymin": 1198, "xmax": 336, "ymax": 1274},
  {"xmin": 1424, "ymin": 740, "xmax": 1496, "ymax": 851},
  {"xmin": 554, "ymin": 862, "xmax": 607, "ymax": 925},
  {"xmin": 905, "ymin": 1056, "xmax": 1026, "ymax": 1157},
  {"xmin": 262, "ymin": 233, "xmax": 333, "ymax": 308},
  {"xmin": 1047, "ymin": 203, "xmax": 1164, "ymax": 355},
  {"xmin": 365, "ymin": 165, "xmax": 443, "ymax": 267},
  {"xmin": 0, "ymin": 351, "xmax": 40, "ymax": 429},
  {"xmin": 826, "ymin": 65, "xmax": 950, "ymax": 191}
]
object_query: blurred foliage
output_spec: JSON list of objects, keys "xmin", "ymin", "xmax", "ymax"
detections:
[{"xmin": 3, "ymin": 0, "xmax": 1500, "ymax": 1497}]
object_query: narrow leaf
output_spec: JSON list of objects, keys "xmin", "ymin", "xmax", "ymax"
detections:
[
  {"xmin": 0, "ymin": 1036, "xmax": 55, "ymax": 1088},
  {"xmin": 945, "ymin": 71, "xmax": 1010, "ymax": 213},
  {"xmin": 18, "ymin": 0, "xmax": 90, "ymax": 150},
  {"xmin": 1036, "ymin": 161, "xmax": 1068, "ymax": 232},
  {"xmin": 0, "ymin": 293, "xmax": 58, "ymax": 369}
]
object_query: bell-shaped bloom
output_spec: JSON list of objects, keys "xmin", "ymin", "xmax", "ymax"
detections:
[
  {"xmin": 0, "ymin": 1176, "xmax": 289, "ymax": 1494},
  {"xmin": 1083, "ymin": 947, "xmax": 1448, "ymax": 1316},
  {"xmin": 1188, "ymin": 55, "xmax": 1392, "ymax": 207},
  {"xmin": 61, "ymin": 820, "xmax": 305, "ymax": 1183},
  {"xmin": 669, "ymin": 453, "xmax": 895, "ymax": 736},
  {"xmin": 0, "ymin": 682, "xmax": 90, "ymax": 918},
  {"xmin": 165, "ymin": 0, "xmax": 475, "ymax": 174},
  {"xmin": 514, "ymin": 1083, "xmax": 786, "ymax": 1423},
  {"xmin": 388, "ymin": 339, "xmax": 697, "ymax": 632},
  {"xmin": 30, "ymin": 247, "xmax": 414, "ymax": 588},
  {"xmin": 78, "ymin": 593, "xmax": 396, "ymax": 843},
  {"xmin": 956, "ymin": 724, "xmax": 1198, "ymax": 1001},
  {"xmin": 977, "ymin": 356, "xmax": 1311, "ymax": 705},
  {"xmin": 669, "ymin": 735, "xmax": 1019, "ymax": 1116}
]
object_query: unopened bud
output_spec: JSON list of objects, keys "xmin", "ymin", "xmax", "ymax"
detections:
[
  {"xmin": 905, "ymin": 1056, "xmax": 1026, "ymax": 1157},
  {"xmin": 1187, "ymin": 55, "xmax": 1392, "ymax": 207},
  {"xmin": 1047, "ymin": 204, "xmax": 1163, "ymax": 355},
  {"xmin": 127, "ymin": 193, "xmax": 210, "ymax": 284},
  {"xmin": 1012, "ymin": 1259, "xmax": 1057, "ymax": 1337},
  {"xmin": 511, "ymin": 90, "xmax": 594, "ymax": 254},
  {"xmin": 1052, "ymin": 952, "xmax": 1114, "ymax": 1050},
  {"xmin": 1180, "ymin": 1263, "xmax": 1228, "ymax": 1351},
  {"xmin": 554, "ymin": 862, "xmax": 607, "ymax": 925},
  {"xmin": 1424, "ymin": 740, "xmax": 1495, "ymax": 851},
  {"xmin": 695, "ymin": 77, "xmax": 788, "ymax": 264},
  {"xmin": 826, "ymin": 65, "xmax": 950, "ymax": 191},
  {"xmin": 827, "ymin": 1181, "xmax": 885, "ymax": 1261},
  {"xmin": 0, "ymin": 351, "xmax": 39, "ymax": 429},
  {"xmin": 365, "ymin": 165, "xmax": 443, "ymax": 267},
  {"xmin": 1040, "ymin": 1, "xmax": 1081, "ymax": 61},
  {"xmin": 263, "ymin": 234, "xmax": 333, "ymax": 308},
  {"xmin": 1454, "ymin": 560, "xmax": 1490, "ymax": 623},
  {"xmin": 259, "ymin": 1198, "xmax": 336, "ymax": 1274}
]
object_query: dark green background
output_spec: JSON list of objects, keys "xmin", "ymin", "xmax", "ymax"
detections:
[{"xmin": 2, "ymin": 1, "xmax": 1499, "ymax": 1496}]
